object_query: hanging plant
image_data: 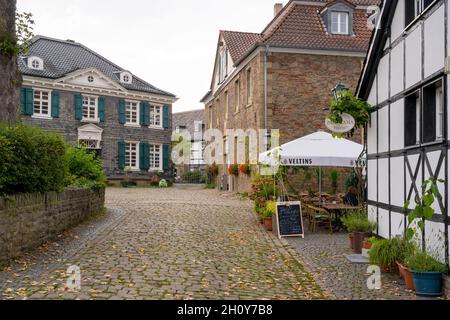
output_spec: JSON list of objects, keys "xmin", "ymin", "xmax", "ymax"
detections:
[
  {"xmin": 327, "ymin": 90, "xmax": 371, "ymax": 138},
  {"xmin": 239, "ymin": 163, "xmax": 251, "ymax": 175},
  {"xmin": 228, "ymin": 164, "xmax": 239, "ymax": 176}
]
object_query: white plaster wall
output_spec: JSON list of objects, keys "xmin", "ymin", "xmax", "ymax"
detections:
[
  {"xmin": 367, "ymin": 111, "xmax": 378, "ymax": 155},
  {"xmin": 405, "ymin": 26, "xmax": 422, "ymax": 88},
  {"xmin": 377, "ymin": 55, "xmax": 390, "ymax": 103},
  {"xmin": 390, "ymin": 43, "xmax": 404, "ymax": 97},
  {"xmin": 391, "ymin": 212, "xmax": 405, "ymax": 238},
  {"xmin": 378, "ymin": 107, "xmax": 389, "ymax": 153},
  {"xmin": 368, "ymin": 205, "xmax": 378, "ymax": 224},
  {"xmin": 390, "ymin": 99, "xmax": 404, "ymax": 151},
  {"xmin": 424, "ymin": 5, "xmax": 445, "ymax": 78},
  {"xmin": 406, "ymin": 154, "xmax": 422, "ymax": 210},
  {"xmin": 378, "ymin": 158, "xmax": 389, "ymax": 204},
  {"xmin": 391, "ymin": 0, "xmax": 405, "ymax": 41},
  {"xmin": 427, "ymin": 150, "xmax": 445, "ymax": 215},
  {"xmin": 425, "ymin": 220, "xmax": 446, "ymax": 263},
  {"xmin": 368, "ymin": 159, "xmax": 377, "ymax": 202},
  {"xmin": 378, "ymin": 208, "xmax": 390, "ymax": 239},
  {"xmin": 367, "ymin": 75, "xmax": 377, "ymax": 106},
  {"xmin": 390, "ymin": 156, "xmax": 405, "ymax": 207}
]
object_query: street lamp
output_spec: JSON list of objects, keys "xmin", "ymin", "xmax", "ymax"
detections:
[{"xmin": 332, "ymin": 83, "xmax": 349, "ymax": 101}]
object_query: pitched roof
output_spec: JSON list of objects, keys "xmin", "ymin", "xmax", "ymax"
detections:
[
  {"xmin": 172, "ymin": 109, "xmax": 205, "ymax": 137},
  {"xmin": 19, "ymin": 36, "xmax": 176, "ymax": 97},
  {"xmin": 220, "ymin": 0, "xmax": 381, "ymax": 65}
]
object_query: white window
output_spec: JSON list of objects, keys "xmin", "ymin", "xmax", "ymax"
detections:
[
  {"xmin": 436, "ymin": 86, "xmax": 444, "ymax": 140},
  {"xmin": 150, "ymin": 105, "xmax": 162, "ymax": 127},
  {"xmin": 235, "ymin": 79, "xmax": 240, "ymax": 112},
  {"xmin": 219, "ymin": 48, "xmax": 228, "ymax": 83},
  {"xmin": 331, "ymin": 11, "xmax": 349, "ymax": 35},
  {"xmin": 224, "ymin": 91, "xmax": 229, "ymax": 120},
  {"xmin": 28, "ymin": 57, "xmax": 44, "ymax": 70},
  {"xmin": 120, "ymin": 72, "xmax": 133, "ymax": 84},
  {"xmin": 125, "ymin": 101, "xmax": 139, "ymax": 125},
  {"xmin": 194, "ymin": 121, "xmax": 202, "ymax": 133},
  {"xmin": 82, "ymin": 96, "xmax": 98, "ymax": 121},
  {"xmin": 246, "ymin": 69, "xmax": 253, "ymax": 106},
  {"xmin": 125, "ymin": 142, "xmax": 139, "ymax": 170},
  {"xmin": 33, "ymin": 89, "xmax": 51, "ymax": 117},
  {"xmin": 87, "ymin": 75, "xmax": 94, "ymax": 83},
  {"xmin": 149, "ymin": 144, "xmax": 162, "ymax": 171},
  {"xmin": 78, "ymin": 139, "xmax": 100, "ymax": 149}
]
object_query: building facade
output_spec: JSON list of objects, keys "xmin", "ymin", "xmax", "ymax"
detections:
[
  {"xmin": 358, "ymin": 0, "xmax": 450, "ymax": 267},
  {"xmin": 172, "ymin": 109, "xmax": 206, "ymax": 178},
  {"xmin": 18, "ymin": 36, "xmax": 176, "ymax": 184},
  {"xmin": 201, "ymin": 0, "xmax": 379, "ymax": 192}
]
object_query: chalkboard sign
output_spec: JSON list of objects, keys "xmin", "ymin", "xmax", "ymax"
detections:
[{"xmin": 275, "ymin": 201, "xmax": 304, "ymax": 239}]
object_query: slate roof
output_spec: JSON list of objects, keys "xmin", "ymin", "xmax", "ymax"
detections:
[
  {"xmin": 19, "ymin": 36, "xmax": 175, "ymax": 97},
  {"xmin": 172, "ymin": 109, "xmax": 205, "ymax": 137},
  {"xmin": 221, "ymin": 0, "xmax": 381, "ymax": 65}
]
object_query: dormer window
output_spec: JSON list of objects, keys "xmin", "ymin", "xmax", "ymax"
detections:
[
  {"xmin": 331, "ymin": 11, "xmax": 349, "ymax": 35},
  {"xmin": 28, "ymin": 57, "xmax": 44, "ymax": 70},
  {"xmin": 120, "ymin": 72, "xmax": 133, "ymax": 84}
]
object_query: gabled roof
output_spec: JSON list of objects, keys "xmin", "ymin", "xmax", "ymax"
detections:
[
  {"xmin": 220, "ymin": 31, "xmax": 263, "ymax": 63},
  {"xmin": 19, "ymin": 36, "xmax": 176, "ymax": 98},
  {"xmin": 173, "ymin": 109, "xmax": 204, "ymax": 137}
]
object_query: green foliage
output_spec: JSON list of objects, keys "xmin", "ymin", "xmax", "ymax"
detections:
[
  {"xmin": 0, "ymin": 125, "xmax": 68, "ymax": 195},
  {"xmin": 369, "ymin": 237, "xmax": 413, "ymax": 268},
  {"xmin": 345, "ymin": 171, "xmax": 359, "ymax": 190},
  {"xmin": 228, "ymin": 164, "xmax": 239, "ymax": 176},
  {"xmin": 182, "ymin": 170, "xmax": 206, "ymax": 184},
  {"xmin": 65, "ymin": 146, "xmax": 106, "ymax": 189},
  {"xmin": 341, "ymin": 211, "xmax": 376, "ymax": 233},
  {"xmin": 404, "ymin": 251, "xmax": 447, "ymax": 273},
  {"xmin": 250, "ymin": 175, "xmax": 280, "ymax": 218},
  {"xmin": 330, "ymin": 170, "xmax": 339, "ymax": 194},
  {"xmin": 327, "ymin": 90, "xmax": 371, "ymax": 138},
  {"xmin": 159, "ymin": 179, "xmax": 168, "ymax": 188},
  {"xmin": 0, "ymin": 12, "xmax": 35, "ymax": 57},
  {"xmin": 263, "ymin": 201, "xmax": 277, "ymax": 218}
]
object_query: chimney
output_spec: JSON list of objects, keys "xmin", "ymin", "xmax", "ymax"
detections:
[{"xmin": 274, "ymin": 3, "xmax": 283, "ymax": 17}]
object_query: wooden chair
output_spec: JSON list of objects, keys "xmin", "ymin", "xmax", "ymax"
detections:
[{"xmin": 308, "ymin": 205, "xmax": 333, "ymax": 234}]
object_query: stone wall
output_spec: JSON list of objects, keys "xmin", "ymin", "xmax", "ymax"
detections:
[
  {"xmin": 445, "ymin": 275, "xmax": 450, "ymax": 299},
  {"xmin": 0, "ymin": 188, "xmax": 105, "ymax": 265}
]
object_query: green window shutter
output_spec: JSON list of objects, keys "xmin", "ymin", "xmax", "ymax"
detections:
[
  {"xmin": 23, "ymin": 88, "xmax": 34, "ymax": 115},
  {"xmin": 51, "ymin": 91, "xmax": 60, "ymax": 118},
  {"xmin": 20, "ymin": 88, "xmax": 27, "ymax": 115},
  {"xmin": 163, "ymin": 105, "xmax": 170, "ymax": 129},
  {"xmin": 118, "ymin": 141, "xmax": 126, "ymax": 170},
  {"xmin": 140, "ymin": 102, "xmax": 150, "ymax": 126},
  {"xmin": 140, "ymin": 143, "xmax": 150, "ymax": 171},
  {"xmin": 98, "ymin": 97, "xmax": 106, "ymax": 122},
  {"xmin": 74, "ymin": 94, "xmax": 83, "ymax": 120},
  {"xmin": 163, "ymin": 144, "xmax": 170, "ymax": 171},
  {"xmin": 118, "ymin": 99, "xmax": 126, "ymax": 124},
  {"xmin": 139, "ymin": 102, "xmax": 145, "ymax": 126}
]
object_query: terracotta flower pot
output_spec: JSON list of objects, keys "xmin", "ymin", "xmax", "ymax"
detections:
[
  {"xmin": 264, "ymin": 218, "xmax": 273, "ymax": 231},
  {"xmin": 397, "ymin": 261, "xmax": 406, "ymax": 279},
  {"xmin": 352, "ymin": 232, "xmax": 365, "ymax": 254},
  {"xmin": 383, "ymin": 263, "xmax": 399, "ymax": 274},
  {"xmin": 403, "ymin": 268, "xmax": 416, "ymax": 291},
  {"xmin": 363, "ymin": 240, "xmax": 372, "ymax": 250},
  {"xmin": 349, "ymin": 234, "xmax": 355, "ymax": 250}
]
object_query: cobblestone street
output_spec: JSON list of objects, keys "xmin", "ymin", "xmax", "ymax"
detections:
[{"xmin": 0, "ymin": 186, "xmax": 325, "ymax": 300}]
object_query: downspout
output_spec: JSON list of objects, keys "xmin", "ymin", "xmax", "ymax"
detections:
[{"xmin": 264, "ymin": 44, "xmax": 269, "ymax": 150}]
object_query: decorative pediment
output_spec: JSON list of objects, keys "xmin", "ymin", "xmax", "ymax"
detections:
[
  {"xmin": 78, "ymin": 123, "xmax": 104, "ymax": 141},
  {"xmin": 57, "ymin": 68, "xmax": 126, "ymax": 92}
]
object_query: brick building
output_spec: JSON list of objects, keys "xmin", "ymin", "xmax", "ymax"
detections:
[
  {"xmin": 18, "ymin": 36, "xmax": 176, "ymax": 185},
  {"xmin": 201, "ymin": 0, "xmax": 379, "ymax": 192}
]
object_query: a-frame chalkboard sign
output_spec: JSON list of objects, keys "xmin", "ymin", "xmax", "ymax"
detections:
[{"xmin": 274, "ymin": 201, "xmax": 304, "ymax": 239}]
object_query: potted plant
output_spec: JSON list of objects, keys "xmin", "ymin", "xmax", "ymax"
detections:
[
  {"xmin": 341, "ymin": 212, "xmax": 376, "ymax": 254},
  {"xmin": 368, "ymin": 237, "xmax": 404, "ymax": 273},
  {"xmin": 395, "ymin": 240, "xmax": 417, "ymax": 291},
  {"xmin": 362, "ymin": 236, "xmax": 378, "ymax": 258},
  {"xmin": 228, "ymin": 164, "xmax": 239, "ymax": 176},
  {"xmin": 404, "ymin": 251, "xmax": 446, "ymax": 297},
  {"xmin": 263, "ymin": 201, "xmax": 277, "ymax": 231},
  {"xmin": 239, "ymin": 163, "xmax": 251, "ymax": 175}
]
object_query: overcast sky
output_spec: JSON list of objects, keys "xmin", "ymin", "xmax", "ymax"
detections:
[{"xmin": 17, "ymin": 0, "xmax": 289, "ymax": 113}]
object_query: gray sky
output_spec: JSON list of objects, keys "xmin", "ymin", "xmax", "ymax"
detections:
[{"xmin": 17, "ymin": 0, "xmax": 289, "ymax": 113}]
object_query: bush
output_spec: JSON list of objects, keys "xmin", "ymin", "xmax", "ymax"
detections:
[
  {"xmin": 0, "ymin": 125, "xmax": 68, "ymax": 195},
  {"xmin": 345, "ymin": 171, "xmax": 359, "ymax": 190},
  {"xmin": 368, "ymin": 237, "xmax": 416, "ymax": 269},
  {"xmin": 182, "ymin": 170, "xmax": 206, "ymax": 183},
  {"xmin": 159, "ymin": 179, "xmax": 168, "ymax": 188},
  {"xmin": 341, "ymin": 211, "xmax": 376, "ymax": 233},
  {"xmin": 65, "ymin": 146, "xmax": 106, "ymax": 189}
]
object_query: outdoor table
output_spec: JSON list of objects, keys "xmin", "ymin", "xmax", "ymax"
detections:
[{"xmin": 321, "ymin": 204, "xmax": 360, "ymax": 231}]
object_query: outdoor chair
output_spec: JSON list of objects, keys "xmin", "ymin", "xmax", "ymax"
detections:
[{"xmin": 307, "ymin": 206, "xmax": 333, "ymax": 234}]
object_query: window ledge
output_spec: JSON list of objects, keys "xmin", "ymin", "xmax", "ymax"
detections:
[
  {"xmin": 149, "ymin": 126, "xmax": 164, "ymax": 130},
  {"xmin": 125, "ymin": 123, "xmax": 141, "ymax": 128},
  {"xmin": 32, "ymin": 114, "xmax": 52, "ymax": 120},
  {"xmin": 81, "ymin": 119, "xmax": 100, "ymax": 124}
]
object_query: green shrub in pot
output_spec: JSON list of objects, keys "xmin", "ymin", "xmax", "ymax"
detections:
[
  {"xmin": 341, "ymin": 212, "xmax": 376, "ymax": 253},
  {"xmin": 369, "ymin": 237, "xmax": 415, "ymax": 273}
]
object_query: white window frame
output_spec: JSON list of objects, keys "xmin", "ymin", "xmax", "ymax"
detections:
[
  {"xmin": 32, "ymin": 88, "xmax": 52, "ymax": 119},
  {"xmin": 82, "ymin": 95, "xmax": 99, "ymax": 123},
  {"xmin": 436, "ymin": 85, "xmax": 444, "ymax": 140},
  {"xmin": 149, "ymin": 144, "xmax": 162, "ymax": 171},
  {"xmin": 125, "ymin": 100, "xmax": 140, "ymax": 127},
  {"xmin": 28, "ymin": 57, "xmax": 44, "ymax": 70},
  {"xmin": 120, "ymin": 72, "xmax": 133, "ymax": 84},
  {"xmin": 78, "ymin": 139, "xmax": 100, "ymax": 150},
  {"xmin": 150, "ymin": 105, "xmax": 163, "ymax": 129},
  {"xmin": 246, "ymin": 68, "xmax": 253, "ymax": 106},
  {"xmin": 224, "ymin": 90, "xmax": 229, "ymax": 120},
  {"xmin": 331, "ymin": 11, "xmax": 349, "ymax": 35},
  {"xmin": 218, "ymin": 48, "xmax": 228, "ymax": 84},
  {"xmin": 125, "ymin": 141, "xmax": 140, "ymax": 171},
  {"xmin": 235, "ymin": 79, "xmax": 240, "ymax": 113}
]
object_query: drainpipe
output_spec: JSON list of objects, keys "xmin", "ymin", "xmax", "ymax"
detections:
[{"xmin": 264, "ymin": 44, "xmax": 269, "ymax": 150}]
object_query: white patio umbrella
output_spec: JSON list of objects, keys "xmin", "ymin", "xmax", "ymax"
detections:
[{"xmin": 259, "ymin": 131, "xmax": 364, "ymax": 201}]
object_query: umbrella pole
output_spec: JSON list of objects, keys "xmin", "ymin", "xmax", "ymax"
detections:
[{"xmin": 319, "ymin": 167, "xmax": 322, "ymax": 206}]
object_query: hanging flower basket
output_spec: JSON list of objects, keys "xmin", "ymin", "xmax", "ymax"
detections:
[
  {"xmin": 239, "ymin": 164, "xmax": 251, "ymax": 175},
  {"xmin": 228, "ymin": 164, "xmax": 239, "ymax": 176}
]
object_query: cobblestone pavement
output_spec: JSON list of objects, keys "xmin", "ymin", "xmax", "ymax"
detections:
[
  {"xmin": 0, "ymin": 186, "xmax": 325, "ymax": 300},
  {"xmin": 286, "ymin": 232, "xmax": 425, "ymax": 300}
]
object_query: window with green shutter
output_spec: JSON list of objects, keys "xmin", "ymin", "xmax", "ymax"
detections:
[
  {"xmin": 51, "ymin": 91, "xmax": 60, "ymax": 118},
  {"xmin": 163, "ymin": 144, "xmax": 170, "ymax": 171},
  {"xmin": 163, "ymin": 105, "xmax": 170, "ymax": 129},
  {"xmin": 140, "ymin": 102, "xmax": 150, "ymax": 126},
  {"xmin": 118, "ymin": 141, "xmax": 126, "ymax": 170},
  {"xmin": 74, "ymin": 94, "xmax": 83, "ymax": 120},
  {"xmin": 20, "ymin": 88, "xmax": 34, "ymax": 115},
  {"xmin": 140, "ymin": 143, "xmax": 150, "ymax": 171},
  {"xmin": 118, "ymin": 99, "xmax": 126, "ymax": 124},
  {"xmin": 98, "ymin": 97, "xmax": 106, "ymax": 122}
]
